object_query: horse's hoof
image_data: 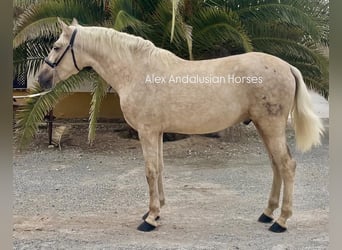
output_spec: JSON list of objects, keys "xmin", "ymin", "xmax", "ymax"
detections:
[
  {"xmin": 258, "ymin": 213, "xmax": 274, "ymax": 223},
  {"xmin": 142, "ymin": 211, "xmax": 160, "ymax": 221},
  {"xmin": 269, "ymin": 222, "xmax": 287, "ymax": 233},
  {"xmin": 137, "ymin": 221, "xmax": 156, "ymax": 232}
]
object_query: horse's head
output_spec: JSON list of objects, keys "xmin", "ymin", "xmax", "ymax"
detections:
[{"xmin": 38, "ymin": 18, "xmax": 82, "ymax": 90}]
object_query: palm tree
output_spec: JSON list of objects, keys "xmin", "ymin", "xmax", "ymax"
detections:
[
  {"xmin": 231, "ymin": 0, "xmax": 329, "ymax": 96},
  {"xmin": 13, "ymin": 0, "xmax": 329, "ymax": 148},
  {"xmin": 169, "ymin": 0, "xmax": 329, "ymax": 94}
]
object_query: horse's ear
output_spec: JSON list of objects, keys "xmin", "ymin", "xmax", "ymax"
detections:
[
  {"xmin": 57, "ymin": 17, "xmax": 71, "ymax": 34},
  {"xmin": 71, "ymin": 18, "xmax": 79, "ymax": 26}
]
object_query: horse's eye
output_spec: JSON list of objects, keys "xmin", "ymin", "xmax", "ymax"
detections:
[{"xmin": 53, "ymin": 47, "xmax": 60, "ymax": 51}]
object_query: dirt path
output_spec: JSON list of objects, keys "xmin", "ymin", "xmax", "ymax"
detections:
[{"xmin": 13, "ymin": 121, "xmax": 329, "ymax": 249}]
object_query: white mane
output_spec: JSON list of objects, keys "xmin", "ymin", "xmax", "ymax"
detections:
[{"xmin": 76, "ymin": 26, "xmax": 180, "ymax": 66}]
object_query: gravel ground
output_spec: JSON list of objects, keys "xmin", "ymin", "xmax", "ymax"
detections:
[{"xmin": 13, "ymin": 117, "xmax": 329, "ymax": 250}]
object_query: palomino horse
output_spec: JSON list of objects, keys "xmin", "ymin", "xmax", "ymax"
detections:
[{"xmin": 38, "ymin": 18, "xmax": 324, "ymax": 233}]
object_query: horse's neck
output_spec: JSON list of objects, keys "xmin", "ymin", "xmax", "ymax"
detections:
[{"xmin": 81, "ymin": 28, "xmax": 182, "ymax": 94}]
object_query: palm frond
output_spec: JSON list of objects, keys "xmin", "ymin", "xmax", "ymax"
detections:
[
  {"xmin": 14, "ymin": 17, "xmax": 61, "ymax": 48},
  {"xmin": 253, "ymin": 37, "xmax": 325, "ymax": 67},
  {"xmin": 244, "ymin": 21, "xmax": 304, "ymax": 42},
  {"xmin": 15, "ymin": 73, "xmax": 86, "ymax": 149},
  {"xmin": 171, "ymin": 0, "xmax": 181, "ymax": 42},
  {"xmin": 14, "ymin": 38, "xmax": 52, "ymax": 79},
  {"xmin": 15, "ymin": 0, "xmax": 108, "ymax": 35},
  {"xmin": 13, "ymin": 0, "xmax": 40, "ymax": 8},
  {"xmin": 88, "ymin": 77, "xmax": 108, "ymax": 145},
  {"xmin": 297, "ymin": 0, "xmax": 329, "ymax": 46},
  {"xmin": 191, "ymin": 8, "xmax": 252, "ymax": 58},
  {"xmin": 169, "ymin": 0, "xmax": 194, "ymax": 59},
  {"xmin": 113, "ymin": 10, "xmax": 150, "ymax": 36},
  {"xmin": 183, "ymin": 23, "xmax": 193, "ymax": 60},
  {"xmin": 236, "ymin": 2, "xmax": 322, "ymax": 42},
  {"xmin": 149, "ymin": 0, "xmax": 192, "ymax": 58}
]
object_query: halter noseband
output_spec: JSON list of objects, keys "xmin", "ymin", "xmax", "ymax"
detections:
[{"xmin": 44, "ymin": 29, "xmax": 80, "ymax": 71}]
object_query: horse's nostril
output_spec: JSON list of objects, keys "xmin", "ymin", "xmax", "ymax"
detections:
[
  {"xmin": 38, "ymin": 71, "xmax": 53, "ymax": 90},
  {"xmin": 38, "ymin": 75, "xmax": 43, "ymax": 85}
]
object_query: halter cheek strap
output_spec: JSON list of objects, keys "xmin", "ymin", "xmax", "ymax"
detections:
[
  {"xmin": 44, "ymin": 29, "xmax": 80, "ymax": 71},
  {"xmin": 69, "ymin": 29, "xmax": 80, "ymax": 71}
]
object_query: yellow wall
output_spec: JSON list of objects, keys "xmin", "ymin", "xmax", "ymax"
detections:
[
  {"xmin": 54, "ymin": 92, "xmax": 123, "ymax": 119},
  {"xmin": 13, "ymin": 90, "xmax": 123, "ymax": 119}
]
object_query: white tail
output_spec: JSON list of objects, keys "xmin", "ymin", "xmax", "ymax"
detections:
[{"xmin": 290, "ymin": 66, "xmax": 324, "ymax": 152}]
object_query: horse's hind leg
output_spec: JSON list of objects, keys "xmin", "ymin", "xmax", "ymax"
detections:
[
  {"xmin": 258, "ymin": 159, "xmax": 282, "ymax": 224},
  {"xmin": 256, "ymin": 123, "xmax": 282, "ymax": 224},
  {"xmin": 254, "ymin": 120, "xmax": 296, "ymax": 232}
]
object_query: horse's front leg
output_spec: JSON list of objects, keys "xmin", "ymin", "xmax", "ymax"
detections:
[
  {"xmin": 141, "ymin": 132, "xmax": 165, "ymax": 222},
  {"xmin": 137, "ymin": 130, "xmax": 161, "ymax": 232}
]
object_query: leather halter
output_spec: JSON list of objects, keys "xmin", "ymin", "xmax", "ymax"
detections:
[{"xmin": 44, "ymin": 29, "xmax": 80, "ymax": 71}]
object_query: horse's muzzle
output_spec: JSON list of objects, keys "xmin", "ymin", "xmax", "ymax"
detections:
[{"xmin": 37, "ymin": 68, "xmax": 53, "ymax": 90}]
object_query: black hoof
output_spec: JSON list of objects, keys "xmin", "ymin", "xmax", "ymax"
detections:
[
  {"xmin": 269, "ymin": 222, "xmax": 287, "ymax": 233},
  {"xmin": 137, "ymin": 221, "xmax": 156, "ymax": 232},
  {"xmin": 258, "ymin": 213, "xmax": 274, "ymax": 223},
  {"xmin": 142, "ymin": 212, "xmax": 160, "ymax": 221}
]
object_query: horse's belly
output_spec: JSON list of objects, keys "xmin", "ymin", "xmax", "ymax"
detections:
[
  {"xmin": 120, "ymin": 84, "xmax": 249, "ymax": 133},
  {"xmin": 163, "ymin": 107, "xmax": 247, "ymax": 134},
  {"xmin": 166, "ymin": 121, "xmax": 236, "ymax": 134}
]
